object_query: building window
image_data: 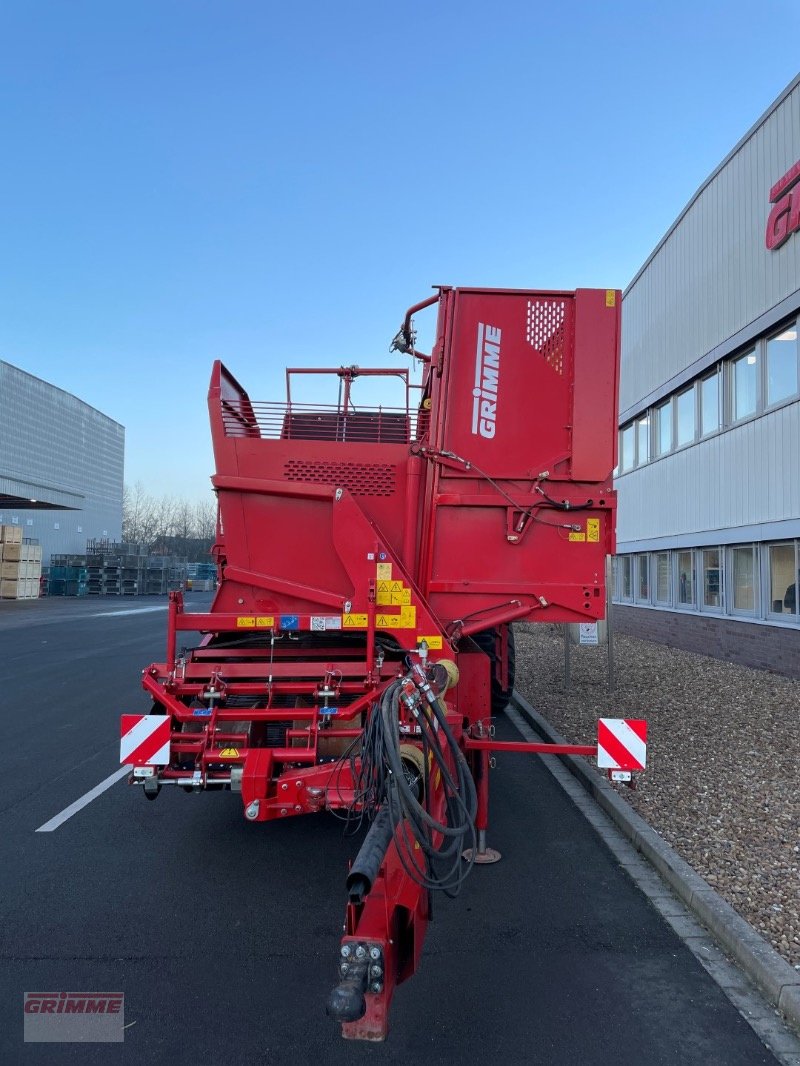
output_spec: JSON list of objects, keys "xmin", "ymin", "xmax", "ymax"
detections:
[
  {"xmin": 700, "ymin": 371, "xmax": 720, "ymax": 436},
  {"xmin": 701, "ymin": 548, "xmax": 722, "ymax": 610},
  {"xmin": 731, "ymin": 348, "xmax": 758, "ymax": 421},
  {"xmin": 730, "ymin": 544, "xmax": 755, "ymax": 612},
  {"xmin": 767, "ymin": 542, "xmax": 797, "ymax": 616},
  {"xmin": 654, "ymin": 552, "xmax": 671, "ymax": 604},
  {"xmin": 620, "ymin": 555, "xmax": 632, "ymax": 601},
  {"xmin": 637, "ymin": 555, "xmax": 650, "ymax": 601},
  {"xmin": 655, "ymin": 399, "xmax": 672, "ymax": 456},
  {"xmin": 636, "ymin": 416, "xmax": 650, "ymax": 466},
  {"xmin": 675, "ymin": 387, "xmax": 695, "ymax": 447},
  {"xmin": 620, "ymin": 424, "xmax": 634, "ymax": 472},
  {"xmin": 675, "ymin": 550, "xmax": 694, "ymax": 606},
  {"xmin": 766, "ymin": 322, "xmax": 798, "ymax": 406}
]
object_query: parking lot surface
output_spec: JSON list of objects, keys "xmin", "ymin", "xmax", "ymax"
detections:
[{"xmin": 0, "ymin": 599, "xmax": 778, "ymax": 1064}]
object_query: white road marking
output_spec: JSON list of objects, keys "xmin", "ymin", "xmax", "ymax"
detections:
[
  {"xmin": 35, "ymin": 765, "xmax": 132, "ymax": 832},
  {"xmin": 90, "ymin": 606, "xmax": 168, "ymax": 618}
]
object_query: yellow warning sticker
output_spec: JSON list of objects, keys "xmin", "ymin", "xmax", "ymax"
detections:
[
  {"xmin": 376, "ymin": 563, "xmax": 392, "ymax": 581},
  {"xmin": 256, "ymin": 616, "xmax": 275, "ymax": 628},
  {"xmin": 343, "ymin": 613, "xmax": 368, "ymax": 628},
  {"xmin": 417, "ymin": 635, "xmax": 443, "ymax": 650},
  {"xmin": 569, "ymin": 532, "xmax": 586, "ymax": 542},
  {"xmin": 236, "ymin": 616, "xmax": 256, "ymax": 628},
  {"xmin": 219, "ymin": 747, "xmax": 239, "ymax": 758},
  {"xmin": 377, "ymin": 580, "xmax": 409, "ymax": 606},
  {"xmin": 606, "ymin": 290, "xmax": 616, "ymax": 307},
  {"xmin": 375, "ymin": 606, "xmax": 416, "ymax": 630},
  {"xmin": 587, "ymin": 518, "xmax": 600, "ymax": 543}
]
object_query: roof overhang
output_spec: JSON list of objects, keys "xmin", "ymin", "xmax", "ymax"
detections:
[{"xmin": 0, "ymin": 473, "xmax": 84, "ymax": 511}]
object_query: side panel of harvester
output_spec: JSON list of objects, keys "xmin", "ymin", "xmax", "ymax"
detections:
[
  {"xmin": 419, "ymin": 287, "xmax": 620, "ymax": 628},
  {"xmin": 208, "ymin": 363, "xmax": 419, "ymax": 625}
]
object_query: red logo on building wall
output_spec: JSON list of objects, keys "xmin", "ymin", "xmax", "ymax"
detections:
[{"xmin": 766, "ymin": 159, "xmax": 800, "ymax": 250}]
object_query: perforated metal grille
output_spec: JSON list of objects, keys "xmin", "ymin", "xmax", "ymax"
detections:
[
  {"xmin": 283, "ymin": 460, "xmax": 396, "ymax": 496},
  {"xmin": 526, "ymin": 299, "xmax": 566, "ymax": 375}
]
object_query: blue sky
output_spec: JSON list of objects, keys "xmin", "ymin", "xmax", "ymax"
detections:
[{"xmin": 1, "ymin": 1, "xmax": 798, "ymax": 501}]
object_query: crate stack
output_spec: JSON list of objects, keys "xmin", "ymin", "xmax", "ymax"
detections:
[
  {"xmin": 0, "ymin": 525, "xmax": 43, "ymax": 600},
  {"xmin": 86, "ymin": 541, "xmax": 147, "ymax": 596},
  {"xmin": 35, "ymin": 540, "xmax": 190, "ymax": 597},
  {"xmin": 186, "ymin": 561, "xmax": 217, "ymax": 591},
  {"xmin": 144, "ymin": 555, "xmax": 188, "ymax": 595},
  {"xmin": 47, "ymin": 556, "xmax": 89, "ymax": 597}
]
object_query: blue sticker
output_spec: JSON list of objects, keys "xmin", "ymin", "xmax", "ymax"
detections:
[
  {"xmin": 279, "ymin": 614, "xmax": 299, "ymax": 630},
  {"xmin": 319, "ymin": 707, "xmax": 339, "ymax": 716},
  {"xmin": 192, "ymin": 707, "xmax": 212, "ymax": 717},
  {"xmin": 378, "ymin": 552, "xmax": 387, "ymax": 560}
]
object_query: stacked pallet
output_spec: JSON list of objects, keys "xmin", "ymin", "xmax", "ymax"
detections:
[
  {"xmin": 186, "ymin": 561, "xmax": 217, "ymax": 591},
  {"xmin": 45, "ymin": 543, "xmax": 189, "ymax": 596},
  {"xmin": 0, "ymin": 526, "xmax": 43, "ymax": 600},
  {"xmin": 142, "ymin": 556, "xmax": 187, "ymax": 595},
  {"xmin": 47, "ymin": 562, "xmax": 89, "ymax": 597}
]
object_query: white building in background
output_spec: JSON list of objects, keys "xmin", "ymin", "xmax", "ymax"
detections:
[
  {"xmin": 613, "ymin": 74, "xmax": 800, "ymax": 676},
  {"xmin": 0, "ymin": 361, "xmax": 124, "ymax": 563}
]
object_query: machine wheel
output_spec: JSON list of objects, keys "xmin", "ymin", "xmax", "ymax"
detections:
[{"xmin": 473, "ymin": 625, "xmax": 516, "ymax": 716}]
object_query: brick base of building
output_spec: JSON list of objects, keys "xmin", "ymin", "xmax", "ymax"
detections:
[{"xmin": 612, "ymin": 605, "xmax": 800, "ymax": 679}]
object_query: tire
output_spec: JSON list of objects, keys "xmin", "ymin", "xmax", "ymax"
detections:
[{"xmin": 472, "ymin": 624, "xmax": 516, "ymax": 716}]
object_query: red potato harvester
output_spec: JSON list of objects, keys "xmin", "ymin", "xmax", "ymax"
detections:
[{"xmin": 120, "ymin": 285, "xmax": 646, "ymax": 1041}]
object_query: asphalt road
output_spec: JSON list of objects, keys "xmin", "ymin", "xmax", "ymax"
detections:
[{"xmin": 0, "ymin": 597, "xmax": 778, "ymax": 1065}]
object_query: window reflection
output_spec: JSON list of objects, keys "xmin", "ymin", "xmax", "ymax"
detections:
[
  {"xmin": 733, "ymin": 350, "xmax": 757, "ymax": 420},
  {"xmin": 700, "ymin": 373, "xmax": 719, "ymax": 435},
  {"xmin": 676, "ymin": 388, "xmax": 694, "ymax": 446},
  {"xmin": 731, "ymin": 546, "xmax": 754, "ymax": 611},
  {"xmin": 769, "ymin": 543, "xmax": 796, "ymax": 615},
  {"xmin": 767, "ymin": 324, "xmax": 797, "ymax": 405},
  {"xmin": 676, "ymin": 550, "xmax": 694, "ymax": 605}
]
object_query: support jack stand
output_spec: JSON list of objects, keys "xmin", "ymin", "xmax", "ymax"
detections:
[{"xmin": 462, "ymin": 829, "xmax": 501, "ymax": 864}]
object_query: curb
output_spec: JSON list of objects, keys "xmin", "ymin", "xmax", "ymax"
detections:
[{"xmin": 511, "ymin": 691, "xmax": 800, "ymax": 1036}]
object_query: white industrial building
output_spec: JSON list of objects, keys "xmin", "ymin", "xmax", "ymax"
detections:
[
  {"xmin": 613, "ymin": 74, "xmax": 800, "ymax": 676},
  {"xmin": 0, "ymin": 361, "xmax": 124, "ymax": 563}
]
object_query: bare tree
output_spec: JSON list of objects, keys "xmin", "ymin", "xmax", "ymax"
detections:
[
  {"xmin": 122, "ymin": 485, "xmax": 217, "ymax": 560},
  {"xmin": 194, "ymin": 498, "xmax": 217, "ymax": 542},
  {"xmin": 122, "ymin": 481, "xmax": 158, "ymax": 545}
]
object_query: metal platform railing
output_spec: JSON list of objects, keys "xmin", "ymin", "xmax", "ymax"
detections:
[{"xmin": 221, "ymin": 400, "xmax": 420, "ymax": 443}]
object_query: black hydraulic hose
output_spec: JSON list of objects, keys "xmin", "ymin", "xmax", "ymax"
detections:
[
  {"xmin": 345, "ymin": 806, "xmax": 395, "ymax": 904},
  {"xmin": 377, "ymin": 680, "xmax": 478, "ymax": 894},
  {"xmin": 380, "ymin": 690, "xmax": 466, "ymax": 838}
]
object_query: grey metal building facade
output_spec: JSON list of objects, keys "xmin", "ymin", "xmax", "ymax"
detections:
[
  {"xmin": 0, "ymin": 361, "xmax": 124, "ymax": 563},
  {"xmin": 613, "ymin": 75, "xmax": 800, "ymax": 676}
]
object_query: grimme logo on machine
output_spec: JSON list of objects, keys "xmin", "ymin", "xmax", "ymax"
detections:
[
  {"xmin": 24, "ymin": 992, "xmax": 124, "ymax": 1043},
  {"xmin": 766, "ymin": 158, "xmax": 800, "ymax": 250},
  {"xmin": 471, "ymin": 323, "xmax": 502, "ymax": 438}
]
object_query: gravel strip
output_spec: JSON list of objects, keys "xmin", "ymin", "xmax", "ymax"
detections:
[{"xmin": 513, "ymin": 622, "xmax": 800, "ymax": 969}]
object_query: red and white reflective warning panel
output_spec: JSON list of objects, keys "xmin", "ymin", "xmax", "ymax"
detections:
[
  {"xmin": 120, "ymin": 714, "xmax": 171, "ymax": 766},
  {"xmin": 597, "ymin": 718, "xmax": 647, "ymax": 771}
]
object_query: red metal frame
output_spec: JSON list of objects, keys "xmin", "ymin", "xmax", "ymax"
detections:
[{"xmin": 127, "ymin": 285, "xmax": 622, "ymax": 1041}]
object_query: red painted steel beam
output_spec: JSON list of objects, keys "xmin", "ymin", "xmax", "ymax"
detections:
[{"xmin": 464, "ymin": 739, "xmax": 596, "ymax": 756}]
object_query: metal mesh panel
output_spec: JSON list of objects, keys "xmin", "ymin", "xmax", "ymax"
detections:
[
  {"xmin": 526, "ymin": 299, "xmax": 566, "ymax": 375},
  {"xmin": 282, "ymin": 460, "xmax": 396, "ymax": 496}
]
